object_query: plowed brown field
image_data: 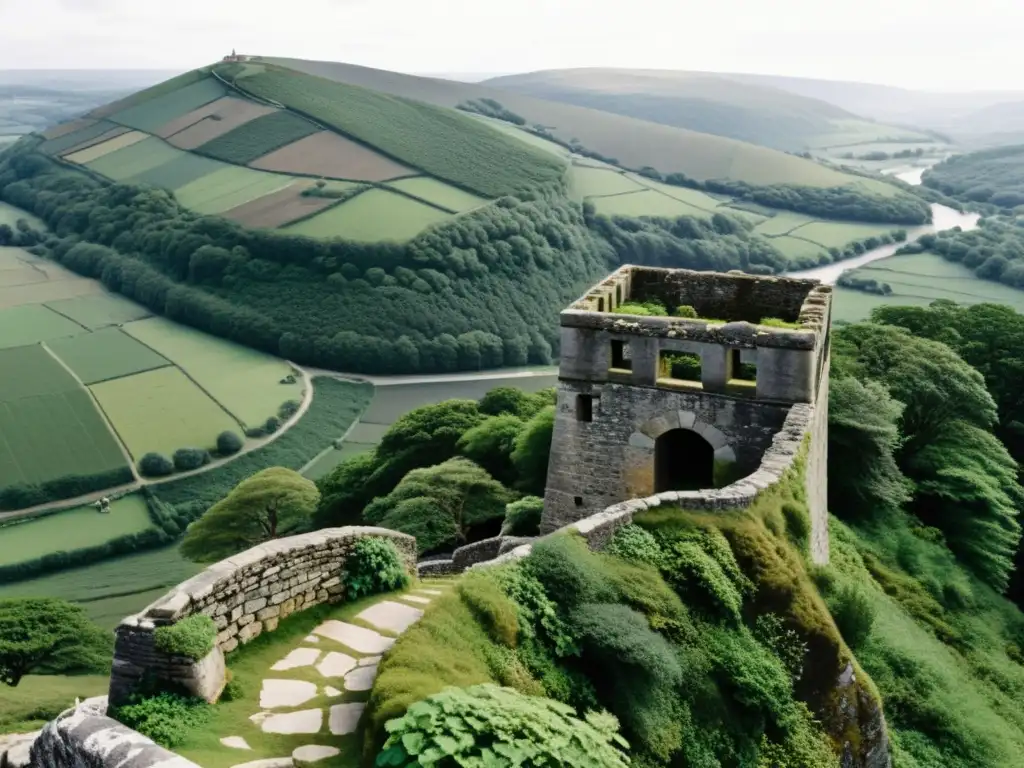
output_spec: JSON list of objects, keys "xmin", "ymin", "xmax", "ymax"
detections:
[
  {"xmin": 219, "ymin": 182, "xmax": 339, "ymax": 229},
  {"xmin": 156, "ymin": 97, "xmax": 278, "ymax": 149},
  {"xmin": 249, "ymin": 131, "xmax": 413, "ymax": 181}
]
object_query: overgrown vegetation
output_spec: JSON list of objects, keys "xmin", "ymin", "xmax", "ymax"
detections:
[
  {"xmin": 342, "ymin": 537, "xmax": 410, "ymax": 599},
  {"xmin": 112, "ymin": 690, "xmax": 212, "ymax": 749},
  {"xmin": 153, "ymin": 614, "xmax": 216, "ymax": 661}
]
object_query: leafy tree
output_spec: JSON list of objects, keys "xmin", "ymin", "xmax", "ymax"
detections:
[
  {"xmin": 363, "ymin": 458, "xmax": 514, "ymax": 554},
  {"xmin": 828, "ymin": 376, "xmax": 912, "ymax": 519},
  {"xmin": 502, "ymin": 496, "xmax": 544, "ymax": 536},
  {"xmin": 180, "ymin": 467, "xmax": 320, "ymax": 562},
  {"xmin": 216, "ymin": 431, "xmax": 243, "ymax": 455},
  {"xmin": 138, "ymin": 452, "xmax": 174, "ymax": 478},
  {"xmin": 0, "ymin": 598, "xmax": 112, "ymax": 686},
  {"xmin": 834, "ymin": 323, "xmax": 1022, "ymax": 590},
  {"xmin": 511, "ymin": 405, "xmax": 555, "ymax": 495},
  {"xmin": 456, "ymin": 414, "xmax": 523, "ymax": 485}
]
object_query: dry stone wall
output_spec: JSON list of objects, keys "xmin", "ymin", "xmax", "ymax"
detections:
[{"xmin": 109, "ymin": 527, "xmax": 415, "ymax": 707}]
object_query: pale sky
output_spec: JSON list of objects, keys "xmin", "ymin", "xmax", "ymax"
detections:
[{"xmin": 0, "ymin": 0, "xmax": 1021, "ymax": 91}]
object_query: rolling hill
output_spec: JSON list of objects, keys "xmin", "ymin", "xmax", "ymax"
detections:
[
  {"xmin": 481, "ymin": 68, "xmax": 938, "ymax": 153},
  {"xmin": 0, "ymin": 56, "xmax": 930, "ymax": 389}
]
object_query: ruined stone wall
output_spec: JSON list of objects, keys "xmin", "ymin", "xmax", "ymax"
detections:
[
  {"xmin": 109, "ymin": 527, "xmax": 416, "ymax": 707},
  {"xmin": 542, "ymin": 382, "xmax": 789, "ymax": 530},
  {"xmin": 29, "ymin": 697, "xmax": 201, "ymax": 768}
]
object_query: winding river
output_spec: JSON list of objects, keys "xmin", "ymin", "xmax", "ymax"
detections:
[{"xmin": 785, "ymin": 166, "xmax": 979, "ymax": 283}]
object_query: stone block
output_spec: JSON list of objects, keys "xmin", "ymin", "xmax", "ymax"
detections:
[
  {"xmin": 257, "ymin": 605, "xmax": 281, "ymax": 621},
  {"xmin": 244, "ymin": 597, "xmax": 268, "ymax": 614},
  {"xmin": 264, "ymin": 617, "xmax": 279, "ymax": 632},
  {"xmin": 238, "ymin": 613, "xmax": 254, "ymax": 627},
  {"xmin": 270, "ymin": 590, "xmax": 290, "ymax": 606},
  {"xmin": 179, "ymin": 647, "xmax": 226, "ymax": 703},
  {"xmin": 238, "ymin": 620, "xmax": 263, "ymax": 644}
]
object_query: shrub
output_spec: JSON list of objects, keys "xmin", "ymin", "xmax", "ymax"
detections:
[
  {"xmin": 523, "ymin": 534, "xmax": 615, "ymax": 610},
  {"xmin": 456, "ymin": 571, "xmax": 520, "ymax": 647},
  {"xmin": 375, "ymin": 684, "xmax": 630, "ymax": 768},
  {"xmin": 754, "ymin": 612, "xmax": 808, "ymax": 682},
  {"xmin": 501, "ymin": 496, "xmax": 543, "ymax": 536},
  {"xmin": 113, "ymin": 691, "xmax": 212, "ymax": 749},
  {"xmin": 491, "ymin": 563, "xmax": 577, "ymax": 657},
  {"xmin": 138, "ymin": 453, "xmax": 174, "ymax": 478},
  {"xmin": 153, "ymin": 615, "xmax": 216, "ymax": 661},
  {"xmin": 264, "ymin": 416, "xmax": 281, "ymax": 433},
  {"xmin": 342, "ymin": 537, "xmax": 410, "ymax": 599},
  {"xmin": 220, "ymin": 670, "xmax": 245, "ymax": 702},
  {"xmin": 172, "ymin": 447, "xmax": 210, "ymax": 472},
  {"xmin": 607, "ymin": 524, "xmax": 664, "ymax": 567},
  {"xmin": 216, "ymin": 431, "xmax": 243, "ymax": 455},
  {"xmin": 675, "ymin": 304, "xmax": 698, "ymax": 318},
  {"xmin": 828, "ymin": 586, "xmax": 876, "ymax": 651},
  {"xmin": 278, "ymin": 399, "xmax": 301, "ymax": 420}
]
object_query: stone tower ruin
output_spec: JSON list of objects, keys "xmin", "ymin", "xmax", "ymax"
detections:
[{"xmin": 542, "ymin": 265, "xmax": 832, "ymax": 563}]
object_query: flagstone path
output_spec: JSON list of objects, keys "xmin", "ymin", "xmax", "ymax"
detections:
[{"xmin": 219, "ymin": 582, "xmax": 453, "ymax": 768}]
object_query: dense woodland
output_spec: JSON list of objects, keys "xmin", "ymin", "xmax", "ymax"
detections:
[
  {"xmin": 899, "ymin": 216, "xmax": 1024, "ymax": 290},
  {"xmin": 0, "ymin": 143, "xmax": 804, "ymax": 375},
  {"xmin": 923, "ymin": 144, "xmax": 1024, "ymax": 209}
]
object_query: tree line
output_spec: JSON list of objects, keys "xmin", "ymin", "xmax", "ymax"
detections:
[
  {"xmin": 899, "ymin": 217, "xmax": 1024, "ymax": 290},
  {"xmin": 923, "ymin": 144, "xmax": 1024, "ymax": 210}
]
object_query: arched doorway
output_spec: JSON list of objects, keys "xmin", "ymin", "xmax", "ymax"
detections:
[{"xmin": 655, "ymin": 428, "xmax": 714, "ymax": 492}]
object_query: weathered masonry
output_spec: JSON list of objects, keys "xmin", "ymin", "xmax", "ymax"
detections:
[{"xmin": 542, "ymin": 265, "xmax": 831, "ymax": 563}]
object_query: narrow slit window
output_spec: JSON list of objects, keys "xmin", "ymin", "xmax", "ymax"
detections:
[
  {"xmin": 597, "ymin": 296, "xmax": 605, "ymax": 312},
  {"xmin": 576, "ymin": 394, "xmax": 594, "ymax": 422},
  {"xmin": 574, "ymin": 496, "xmax": 584, "ymax": 507},
  {"xmin": 610, "ymin": 339, "xmax": 631, "ymax": 370}
]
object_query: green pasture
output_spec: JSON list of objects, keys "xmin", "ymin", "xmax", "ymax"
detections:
[
  {"xmin": 37, "ymin": 120, "xmax": 118, "ymax": 156},
  {"xmin": 765, "ymin": 236, "xmax": 829, "ymax": 264},
  {"xmin": 128, "ymin": 151, "xmax": 227, "ymax": 190},
  {"xmin": 90, "ymin": 366, "xmax": 240, "ymax": 459},
  {"xmin": 0, "ymin": 304, "xmax": 83, "ymax": 349},
  {"xmin": 195, "ymin": 110, "xmax": 320, "ymax": 165},
  {"xmin": 0, "ymin": 675, "xmax": 109, "ymax": 733},
  {"xmin": 569, "ymin": 166, "xmax": 646, "ymax": 199},
  {"xmin": 790, "ymin": 220, "xmax": 898, "ymax": 249},
  {"xmin": 45, "ymin": 291, "xmax": 151, "ymax": 329},
  {"xmin": 123, "ymin": 317, "xmax": 302, "ymax": 428},
  {"xmin": 385, "ymin": 177, "xmax": 489, "ymax": 212},
  {"xmin": 85, "ymin": 136, "xmax": 184, "ymax": 181},
  {"xmin": 283, "ymin": 188, "xmax": 452, "ymax": 242},
  {"xmin": 0, "ymin": 544, "xmax": 202, "ymax": 629},
  {"xmin": 0, "ymin": 345, "xmax": 127, "ymax": 486},
  {"xmin": 833, "ymin": 251, "xmax": 1024, "ymax": 323},
  {"xmin": 754, "ymin": 211, "xmax": 818, "ymax": 237},
  {"xmin": 628, "ymin": 175, "xmax": 726, "ymax": 212},
  {"xmin": 47, "ymin": 327, "xmax": 170, "ymax": 385},
  {"xmin": 173, "ymin": 165, "xmax": 294, "ymax": 215},
  {"xmin": 107, "ymin": 77, "xmax": 226, "ymax": 133},
  {"xmin": 0, "ymin": 200, "xmax": 46, "ymax": 230},
  {"xmin": 0, "ymin": 495, "xmax": 153, "ymax": 567},
  {"xmin": 470, "ymin": 114, "xmax": 572, "ymax": 158},
  {"xmin": 591, "ymin": 189, "xmax": 711, "ymax": 219}
]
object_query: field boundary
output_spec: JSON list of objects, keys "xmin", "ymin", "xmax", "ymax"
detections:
[{"xmin": 40, "ymin": 340, "xmax": 139, "ymax": 482}]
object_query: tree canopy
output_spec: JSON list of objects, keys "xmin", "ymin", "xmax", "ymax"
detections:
[
  {"xmin": 0, "ymin": 598, "xmax": 112, "ymax": 687},
  {"xmin": 180, "ymin": 467, "xmax": 320, "ymax": 563}
]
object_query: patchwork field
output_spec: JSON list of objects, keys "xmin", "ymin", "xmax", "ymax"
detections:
[
  {"xmin": 106, "ymin": 77, "xmax": 226, "ymax": 133},
  {"xmin": 157, "ymin": 96, "xmax": 276, "ymax": 148},
  {"xmin": 47, "ymin": 328, "xmax": 170, "ymax": 385},
  {"xmin": 789, "ymin": 220, "xmax": 900, "ymax": 248},
  {"xmin": 0, "ymin": 495, "xmax": 152, "ymax": 567},
  {"xmin": 0, "ymin": 544, "xmax": 201, "ymax": 629},
  {"xmin": 193, "ymin": 110, "xmax": 321, "ymax": 165},
  {"xmin": 833, "ymin": 251, "xmax": 1024, "ymax": 323},
  {"xmin": 250, "ymin": 130, "xmax": 415, "ymax": 181},
  {"xmin": 90, "ymin": 366, "xmax": 240, "ymax": 459},
  {"xmin": 63, "ymin": 130, "xmax": 148, "ymax": 164},
  {"xmin": 127, "ymin": 152, "xmax": 226, "ymax": 190},
  {"xmin": 0, "ymin": 344, "xmax": 127, "ymax": 488},
  {"xmin": 221, "ymin": 182, "xmax": 338, "ymax": 229},
  {"xmin": 173, "ymin": 165, "xmax": 295, "ymax": 215},
  {"xmin": 38, "ymin": 120, "xmax": 119, "ymax": 155},
  {"xmin": 0, "ymin": 304, "xmax": 84, "ymax": 348},
  {"xmin": 766, "ymin": 236, "xmax": 829, "ymax": 264},
  {"xmin": 283, "ymin": 188, "xmax": 452, "ymax": 241},
  {"xmin": 57, "ymin": 126, "xmax": 132, "ymax": 157},
  {"xmin": 754, "ymin": 211, "xmax": 818, "ymax": 236},
  {"xmin": 40, "ymin": 117, "xmax": 96, "ymax": 140},
  {"xmin": 123, "ymin": 317, "xmax": 303, "ymax": 428},
  {"xmin": 592, "ymin": 189, "xmax": 711, "ymax": 219},
  {"xmin": 570, "ymin": 166, "xmax": 647, "ymax": 198},
  {"xmin": 385, "ymin": 177, "xmax": 488, "ymax": 212},
  {"xmin": 84, "ymin": 135, "xmax": 183, "ymax": 180},
  {"xmin": 45, "ymin": 292, "xmax": 152, "ymax": 329}
]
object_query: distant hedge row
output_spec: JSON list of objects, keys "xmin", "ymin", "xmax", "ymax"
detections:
[{"xmin": 0, "ymin": 466, "xmax": 134, "ymax": 512}]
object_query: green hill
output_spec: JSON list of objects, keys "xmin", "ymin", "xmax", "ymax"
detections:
[
  {"xmin": 0, "ymin": 57, "xmax": 930, "ymax": 381},
  {"xmin": 482, "ymin": 67, "xmax": 937, "ymax": 153}
]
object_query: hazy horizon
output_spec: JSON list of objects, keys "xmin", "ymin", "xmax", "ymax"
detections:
[{"xmin": 0, "ymin": 0, "xmax": 1021, "ymax": 92}]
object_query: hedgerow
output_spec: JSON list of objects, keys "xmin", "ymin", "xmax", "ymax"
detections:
[{"xmin": 342, "ymin": 537, "xmax": 409, "ymax": 599}]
